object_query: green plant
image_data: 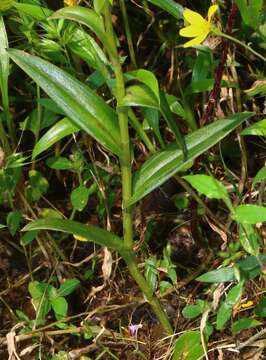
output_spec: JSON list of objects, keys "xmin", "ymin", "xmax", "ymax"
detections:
[
  {"xmin": 0, "ymin": 0, "xmax": 265, "ymax": 358},
  {"xmin": 3, "ymin": 0, "xmax": 254, "ymax": 336},
  {"xmin": 28, "ymin": 278, "xmax": 80, "ymax": 324}
]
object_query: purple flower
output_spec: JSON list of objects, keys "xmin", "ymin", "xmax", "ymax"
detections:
[{"xmin": 128, "ymin": 323, "xmax": 143, "ymax": 337}]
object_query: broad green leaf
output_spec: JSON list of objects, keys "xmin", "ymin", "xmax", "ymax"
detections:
[
  {"xmin": 173, "ymin": 331, "xmax": 204, "ymax": 360},
  {"xmin": 57, "ymin": 279, "xmax": 80, "ymax": 297},
  {"xmin": 22, "ymin": 218, "xmax": 134, "ymax": 261},
  {"xmin": 128, "ymin": 112, "xmax": 254, "ymax": 205},
  {"xmin": 232, "ymin": 318, "xmax": 261, "ymax": 334},
  {"xmin": 8, "ymin": 50, "xmax": 122, "ymax": 157},
  {"xmin": 182, "ymin": 300, "xmax": 207, "ymax": 319},
  {"xmin": 241, "ymin": 119, "xmax": 266, "ymax": 136},
  {"xmin": 50, "ymin": 6, "xmax": 107, "ymax": 48},
  {"xmin": 71, "ymin": 185, "xmax": 90, "ymax": 211},
  {"xmin": 13, "ymin": 3, "xmax": 52, "ymax": 20},
  {"xmin": 51, "ymin": 297, "xmax": 68, "ymax": 319},
  {"xmin": 239, "ymin": 224, "xmax": 260, "ymax": 256},
  {"xmin": 253, "ymin": 166, "xmax": 266, "ymax": 188},
  {"xmin": 33, "ymin": 118, "xmax": 79, "ymax": 159},
  {"xmin": 183, "ymin": 175, "xmax": 228, "ymax": 200},
  {"xmin": 234, "ymin": 205, "xmax": 266, "ymax": 224},
  {"xmin": 197, "ymin": 267, "xmax": 235, "ymax": 283},
  {"xmin": 147, "ymin": 0, "xmax": 184, "ymax": 20},
  {"xmin": 216, "ymin": 301, "xmax": 232, "ymax": 330}
]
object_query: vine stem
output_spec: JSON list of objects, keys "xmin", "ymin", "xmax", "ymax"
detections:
[
  {"xmin": 217, "ymin": 31, "xmax": 266, "ymax": 63},
  {"xmin": 103, "ymin": 4, "xmax": 173, "ymax": 335}
]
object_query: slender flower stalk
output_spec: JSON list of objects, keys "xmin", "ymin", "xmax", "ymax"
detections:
[{"xmin": 215, "ymin": 31, "xmax": 266, "ymax": 63}]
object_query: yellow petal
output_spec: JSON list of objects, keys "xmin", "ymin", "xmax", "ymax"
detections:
[
  {"xmin": 180, "ymin": 25, "xmax": 203, "ymax": 38},
  {"xmin": 208, "ymin": 4, "xmax": 218, "ymax": 22},
  {"xmin": 183, "ymin": 9, "xmax": 206, "ymax": 27},
  {"xmin": 182, "ymin": 33, "xmax": 208, "ymax": 48}
]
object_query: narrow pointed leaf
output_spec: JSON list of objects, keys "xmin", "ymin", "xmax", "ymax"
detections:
[
  {"xmin": 22, "ymin": 218, "xmax": 133, "ymax": 260},
  {"xmin": 0, "ymin": 16, "xmax": 9, "ymax": 92},
  {"xmin": 128, "ymin": 112, "xmax": 254, "ymax": 205},
  {"xmin": 8, "ymin": 49, "xmax": 122, "ymax": 157},
  {"xmin": 33, "ymin": 118, "xmax": 79, "ymax": 158}
]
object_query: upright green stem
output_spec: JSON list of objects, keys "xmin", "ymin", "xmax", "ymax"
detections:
[
  {"xmin": 104, "ymin": 4, "xmax": 133, "ymax": 249},
  {"xmin": 218, "ymin": 31, "xmax": 266, "ymax": 63},
  {"xmin": 103, "ymin": 4, "xmax": 173, "ymax": 335},
  {"xmin": 119, "ymin": 0, "xmax": 137, "ymax": 68}
]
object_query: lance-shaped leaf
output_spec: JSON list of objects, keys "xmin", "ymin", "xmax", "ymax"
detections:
[
  {"xmin": 50, "ymin": 6, "xmax": 107, "ymax": 49},
  {"xmin": 0, "ymin": 17, "xmax": 9, "ymax": 96},
  {"xmin": 33, "ymin": 118, "xmax": 79, "ymax": 158},
  {"xmin": 128, "ymin": 112, "xmax": 254, "ymax": 205},
  {"xmin": 23, "ymin": 218, "xmax": 134, "ymax": 262},
  {"xmin": 8, "ymin": 49, "xmax": 122, "ymax": 157}
]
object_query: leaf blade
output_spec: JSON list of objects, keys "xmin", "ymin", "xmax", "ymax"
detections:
[
  {"xmin": 22, "ymin": 218, "xmax": 133, "ymax": 260},
  {"xmin": 9, "ymin": 49, "xmax": 122, "ymax": 157},
  {"xmin": 128, "ymin": 112, "xmax": 254, "ymax": 205}
]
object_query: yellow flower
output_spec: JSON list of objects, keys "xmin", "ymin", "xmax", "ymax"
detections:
[{"xmin": 179, "ymin": 5, "xmax": 218, "ymax": 48}]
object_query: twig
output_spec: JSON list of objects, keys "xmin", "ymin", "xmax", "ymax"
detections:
[{"xmin": 236, "ymin": 327, "xmax": 266, "ymax": 351}]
